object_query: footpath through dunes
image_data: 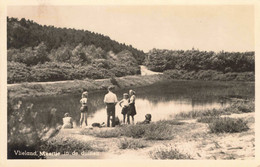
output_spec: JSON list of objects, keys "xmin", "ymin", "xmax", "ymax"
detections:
[
  {"xmin": 140, "ymin": 65, "xmax": 162, "ymax": 76},
  {"xmin": 44, "ymin": 111, "xmax": 254, "ymax": 160}
]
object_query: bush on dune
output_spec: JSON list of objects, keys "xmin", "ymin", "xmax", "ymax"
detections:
[
  {"xmin": 8, "ymin": 62, "xmax": 32, "ymax": 83},
  {"xmin": 118, "ymin": 138, "xmax": 148, "ymax": 149},
  {"xmin": 208, "ymin": 117, "xmax": 249, "ymax": 133},
  {"xmin": 149, "ymin": 145, "xmax": 192, "ymax": 160},
  {"xmin": 143, "ymin": 123, "xmax": 174, "ymax": 140},
  {"xmin": 8, "ymin": 49, "xmax": 141, "ymax": 83}
]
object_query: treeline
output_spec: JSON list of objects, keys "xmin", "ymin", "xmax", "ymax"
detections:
[
  {"xmin": 145, "ymin": 49, "xmax": 254, "ymax": 73},
  {"xmin": 7, "ymin": 17, "xmax": 143, "ymax": 84},
  {"xmin": 7, "ymin": 17, "xmax": 145, "ymax": 64}
]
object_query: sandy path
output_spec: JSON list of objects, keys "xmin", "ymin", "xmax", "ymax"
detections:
[{"xmin": 140, "ymin": 65, "xmax": 162, "ymax": 76}]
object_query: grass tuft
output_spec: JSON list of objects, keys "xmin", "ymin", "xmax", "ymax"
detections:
[
  {"xmin": 149, "ymin": 145, "xmax": 192, "ymax": 160},
  {"xmin": 121, "ymin": 123, "xmax": 174, "ymax": 140},
  {"xmin": 121, "ymin": 124, "xmax": 146, "ymax": 138},
  {"xmin": 118, "ymin": 138, "xmax": 148, "ymax": 149}
]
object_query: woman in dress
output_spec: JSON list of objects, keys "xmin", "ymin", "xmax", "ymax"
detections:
[{"xmin": 128, "ymin": 90, "xmax": 137, "ymax": 124}]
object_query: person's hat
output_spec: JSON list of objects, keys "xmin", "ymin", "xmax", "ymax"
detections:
[
  {"xmin": 64, "ymin": 113, "xmax": 69, "ymax": 117},
  {"xmin": 82, "ymin": 91, "xmax": 88, "ymax": 95},
  {"xmin": 129, "ymin": 90, "xmax": 136, "ymax": 95},
  {"xmin": 123, "ymin": 93, "xmax": 129, "ymax": 96},
  {"xmin": 108, "ymin": 85, "xmax": 115, "ymax": 91},
  {"xmin": 82, "ymin": 91, "xmax": 88, "ymax": 98}
]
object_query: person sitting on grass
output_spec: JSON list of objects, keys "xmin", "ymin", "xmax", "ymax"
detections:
[
  {"xmin": 119, "ymin": 93, "xmax": 130, "ymax": 124},
  {"xmin": 80, "ymin": 91, "xmax": 88, "ymax": 127},
  {"xmin": 62, "ymin": 113, "xmax": 73, "ymax": 129},
  {"xmin": 137, "ymin": 114, "xmax": 152, "ymax": 124}
]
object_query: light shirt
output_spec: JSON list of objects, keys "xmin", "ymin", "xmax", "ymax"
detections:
[
  {"xmin": 62, "ymin": 117, "xmax": 73, "ymax": 128},
  {"xmin": 104, "ymin": 91, "xmax": 118, "ymax": 103},
  {"xmin": 119, "ymin": 99, "xmax": 129, "ymax": 107},
  {"xmin": 129, "ymin": 95, "xmax": 136, "ymax": 104},
  {"xmin": 80, "ymin": 98, "xmax": 88, "ymax": 106}
]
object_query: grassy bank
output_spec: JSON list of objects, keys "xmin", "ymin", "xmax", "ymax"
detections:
[
  {"xmin": 8, "ymin": 71, "xmax": 254, "ymax": 99},
  {"xmin": 174, "ymin": 99, "xmax": 254, "ymax": 119},
  {"xmin": 164, "ymin": 70, "xmax": 254, "ymax": 81},
  {"xmin": 7, "ymin": 74, "xmax": 166, "ymax": 99}
]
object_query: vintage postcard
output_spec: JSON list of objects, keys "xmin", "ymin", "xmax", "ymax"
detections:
[{"xmin": 0, "ymin": 0, "xmax": 259, "ymax": 167}]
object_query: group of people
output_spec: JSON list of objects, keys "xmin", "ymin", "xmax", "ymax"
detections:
[
  {"xmin": 104, "ymin": 86, "xmax": 137, "ymax": 127},
  {"xmin": 62, "ymin": 86, "xmax": 137, "ymax": 129}
]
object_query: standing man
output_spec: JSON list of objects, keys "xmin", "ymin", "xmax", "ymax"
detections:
[{"xmin": 104, "ymin": 86, "xmax": 118, "ymax": 127}]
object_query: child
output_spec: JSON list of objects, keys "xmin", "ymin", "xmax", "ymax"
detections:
[
  {"xmin": 119, "ymin": 93, "xmax": 130, "ymax": 124},
  {"xmin": 80, "ymin": 91, "xmax": 88, "ymax": 127},
  {"xmin": 62, "ymin": 113, "xmax": 73, "ymax": 129}
]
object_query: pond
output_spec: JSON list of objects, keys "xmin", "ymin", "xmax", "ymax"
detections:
[{"xmin": 21, "ymin": 80, "xmax": 254, "ymax": 127}]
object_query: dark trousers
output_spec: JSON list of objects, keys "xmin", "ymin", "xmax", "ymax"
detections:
[{"xmin": 106, "ymin": 103, "xmax": 115, "ymax": 127}]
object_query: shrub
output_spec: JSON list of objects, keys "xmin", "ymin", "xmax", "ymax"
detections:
[
  {"xmin": 121, "ymin": 123, "xmax": 174, "ymax": 140},
  {"xmin": 40, "ymin": 137, "xmax": 104, "ymax": 153},
  {"xmin": 81, "ymin": 128, "xmax": 122, "ymax": 138},
  {"xmin": 121, "ymin": 124, "xmax": 146, "ymax": 138},
  {"xmin": 149, "ymin": 146, "xmax": 192, "ymax": 160},
  {"xmin": 110, "ymin": 77, "xmax": 119, "ymax": 87},
  {"xmin": 144, "ymin": 123, "xmax": 174, "ymax": 140},
  {"xmin": 208, "ymin": 117, "xmax": 249, "ymax": 133},
  {"xmin": 163, "ymin": 70, "xmax": 185, "ymax": 79},
  {"xmin": 7, "ymin": 62, "xmax": 31, "ymax": 83},
  {"xmin": 118, "ymin": 138, "xmax": 148, "ymax": 149},
  {"xmin": 7, "ymin": 97, "xmax": 47, "ymax": 159},
  {"xmin": 235, "ymin": 101, "xmax": 254, "ymax": 113}
]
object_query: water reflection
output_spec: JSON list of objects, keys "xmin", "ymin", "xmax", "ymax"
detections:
[
  {"xmin": 87, "ymin": 98, "xmax": 227, "ymax": 124},
  {"xmin": 20, "ymin": 80, "xmax": 253, "ymax": 128}
]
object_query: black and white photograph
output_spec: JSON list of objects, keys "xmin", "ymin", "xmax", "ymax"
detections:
[{"xmin": 0, "ymin": 0, "xmax": 259, "ymax": 165}]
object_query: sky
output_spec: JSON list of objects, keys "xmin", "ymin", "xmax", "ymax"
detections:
[{"xmin": 7, "ymin": 5, "xmax": 254, "ymax": 52}]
